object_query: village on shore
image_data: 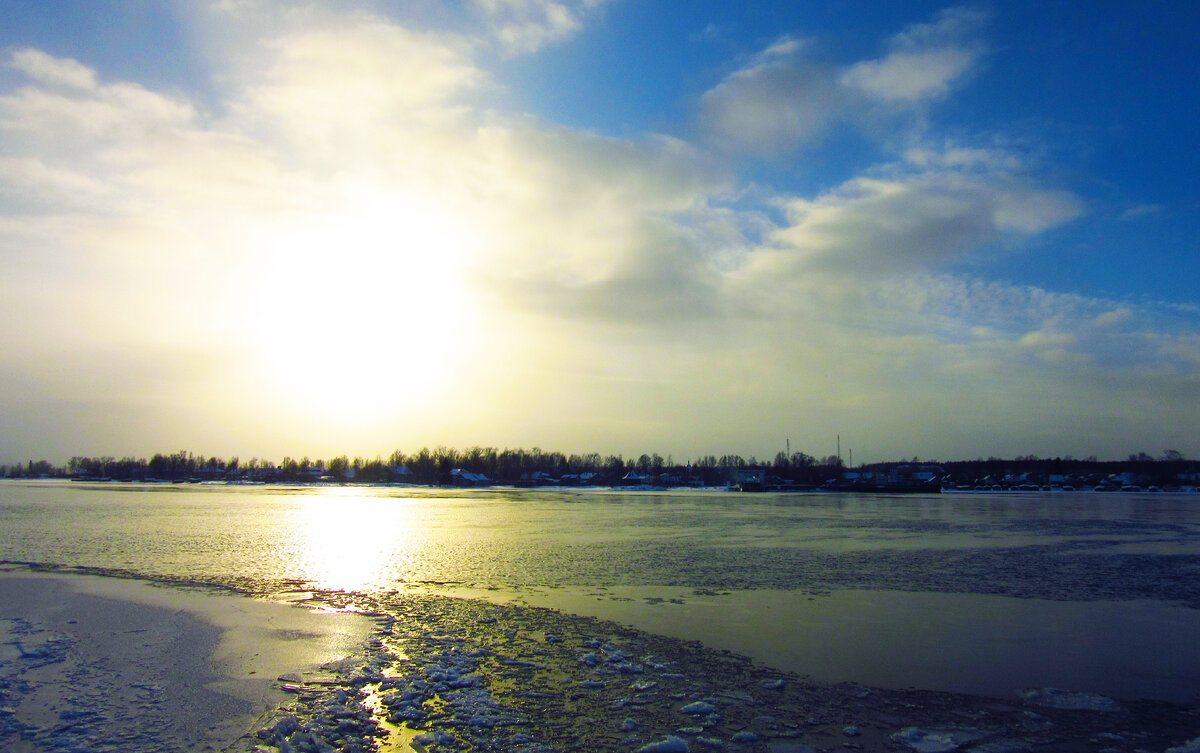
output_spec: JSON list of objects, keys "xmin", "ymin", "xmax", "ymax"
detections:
[{"xmin": 4, "ymin": 447, "xmax": 1198, "ymax": 493}]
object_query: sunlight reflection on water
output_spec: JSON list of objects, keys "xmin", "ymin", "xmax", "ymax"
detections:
[{"xmin": 285, "ymin": 487, "xmax": 425, "ymax": 592}]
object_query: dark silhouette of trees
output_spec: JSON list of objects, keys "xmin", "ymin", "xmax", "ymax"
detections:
[{"xmin": 3, "ymin": 445, "xmax": 1196, "ymax": 490}]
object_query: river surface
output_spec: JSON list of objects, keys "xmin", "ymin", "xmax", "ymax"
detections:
[{"xmin": 2, "ymin": 480, "xmax": 1199, "ymax": 704}]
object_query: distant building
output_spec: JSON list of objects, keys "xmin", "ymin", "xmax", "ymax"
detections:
[
  {"xmin": 621, "ymin": 470, "xmax": 651, "ymax": 486},
  {"xmin": 732, "ymin": 468, "xmax": 766, "ymax": 490},
  {"xmin": 449, "ymin": 468, "xmax": 489, "ymax": 486}
]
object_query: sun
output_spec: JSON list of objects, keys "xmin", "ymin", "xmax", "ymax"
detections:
[{"xmin": 244, "ymin": 189, "xmax": 481, "ymax": 423}]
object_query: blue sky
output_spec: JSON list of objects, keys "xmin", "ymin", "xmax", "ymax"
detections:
[{"xmin": 0, "ymin": 1, "xmax": 1197, "ymax": 463}]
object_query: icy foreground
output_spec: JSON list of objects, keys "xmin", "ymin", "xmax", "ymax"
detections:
[
  {"xmin": 1, "ymin": 566, "xmax": 1197, "ymax": 753},
  {"xmin": 233, "ymin": 590, "xmax": 1199, "ymax": 753}
]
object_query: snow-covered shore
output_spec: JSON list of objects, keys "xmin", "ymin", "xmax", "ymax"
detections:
[{"xmin": 0, "ymin": 569, "xmax": 371, "ymax": 752}]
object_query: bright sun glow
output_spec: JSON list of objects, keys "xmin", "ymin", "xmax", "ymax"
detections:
[{"xmin": 246, "ymin": 188, "xmax": 481, "ymax": 423}]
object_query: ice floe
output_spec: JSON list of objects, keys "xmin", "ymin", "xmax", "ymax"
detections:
[
  {"xmin": 892, "ymin": 727, "xmax": 986, "ymax": 753},
  {"xmin": 637, "ymin": 734, "xmax": 690, "ymax": 752},
  {"xmin": 1017, "ymin": 687, "xmax": 1122, "ymax": 711}
]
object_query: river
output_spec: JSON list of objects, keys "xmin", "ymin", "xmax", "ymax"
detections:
[{"xmin": 2, "ymin": 480, "xmax": 1198, "ymax": 704}]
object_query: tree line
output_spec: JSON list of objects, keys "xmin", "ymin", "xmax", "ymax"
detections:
[
  {"xmin": 2, "ymin": 446, "xmax": 845, "ymax": 485},
  {"xmin": 0, "ymin": 447, "xmax": 1191, "ymax": 486}
]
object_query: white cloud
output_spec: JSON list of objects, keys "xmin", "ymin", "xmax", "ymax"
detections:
[
  {"xmin": 473, "ymin": 0, "xmax": 607, "ymax": 56},
  {"xmin": 0, "ymin": 76, "xmax": 195, "ymax": 150},
  {"xmin": 904, "ymin": 144, "xmax": 1022, "ymax": 171},
  {"xmin": 751, "ymin": 165, "xmax": 1081, "ymax": 276},
  {"xmin": 1094, "ymin": 307, "xmax": 1133, "ymax": 328},
  {"xmin": 841, "ymin": 5, "xmax": 987, "ymax": 101},
  {"xmin": 1119, "ymin": 203, "xmax": 1165, "ymax": 221},
  {"xmin": 699, "ymin": 36, "xmax": 842, "ymax": 154},
  {"xmin": 225, "ymin": 16, "xmax": 485, "ymax": 161},
  {"xmin": 841, "ymin": 48, "xmax": 975, "ymax": 101},
  {"xmin": 9, "ymin": 48, "xmax": 97, "ymax": 90},
  {"xmin": 701, "ymin": 6, "xmax": 987, "ymax": 156},
  {"xmin": 0, "ymin": 156, "xmax": 113, "ymax": 211}
]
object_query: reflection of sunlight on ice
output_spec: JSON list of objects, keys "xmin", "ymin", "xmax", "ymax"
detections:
[{"xmin": 291, "ymin": 488, "xmax": 420, "ymax": 592}]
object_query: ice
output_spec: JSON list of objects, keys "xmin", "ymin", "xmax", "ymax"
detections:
[
  {"xmin": 1017, "ymin": 687, "xmax": 1122, "ymax": 711},
  {"xmin": 682, "ymin": 701, "xmax": 716, "ymax": 714},
  {"xmin": 731, "ymin": 731, "xmax": 758, "ymax": 742},
  {"xmin": 892, "ymin": 727, "xmax": 986, "ymax": 753},
  {"xmin": 638, "ymin": 734, "xmax": 690, "ymax": 752}
]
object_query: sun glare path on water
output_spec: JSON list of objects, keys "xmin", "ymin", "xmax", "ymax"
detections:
[{"xmin": 286, "ymin": 487, "xmax": 429, "ymax": 592}]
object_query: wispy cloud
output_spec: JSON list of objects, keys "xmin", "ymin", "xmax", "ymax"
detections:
[
  {"xmin": 473, "ymin": 0, "xmax": 608, "ymax": 56},
  {"xmin": 10, "ymin": 48, "xmax": 99, "ymax": 90},
  {"xmin": 701, "ymin": 5, "xmax": 988, "ymax": 156},
  {"xmin": 749, "ymin": 162, "xmax": 1082, "ymax": 276},
  {"xmin": 841, "ymin": 5, "xmax": 987, "ymax": 101},
  {"xmin": 1119, "ymin": 202, "xmax": 1165, "ymax": 221},
  {"xmin": 699, "ymin": 36, "xmax": 842, "ymax": 155}
]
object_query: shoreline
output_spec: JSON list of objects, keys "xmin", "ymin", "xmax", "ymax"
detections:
[
  {"xmin": 1, "ymin": 565, "xmax": 1198, "ymax": 753},
  {"xmin": 25, "ymin": 477, "xmax": 1200, "ymax": 493},
  {"xmin": 0, "ymin": 567, "xmax": 373, "ymax": 753}
]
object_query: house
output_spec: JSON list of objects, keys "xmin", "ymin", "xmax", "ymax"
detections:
[
  {"xmin": 621, "ymin": 470, "xmax": 651, "ymax": 486},
  {"xmin": 449, "ymin": 468, "xmax": 490, "ymax": 486},
  {"xmin": 732, "ymin": 468, "xmax": 766, "ymax": 491}
]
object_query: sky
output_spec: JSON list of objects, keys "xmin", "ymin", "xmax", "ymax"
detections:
[{"xmin": 1, "ymin": 0, "xmax": 1197, "ymax": 465}]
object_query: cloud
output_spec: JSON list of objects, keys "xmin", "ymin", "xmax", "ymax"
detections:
[
  {"xmin": 10, "ymin": 48, "xmax": 98, "ymax": 90},
  {"xmin": 463, "ymin": 122, "xmax": 737, "ymax": 323},
  {"xmin": 904, "ymin": 144, "xmax": 1023, "ymax": 172},
  {"xmin": 842, "ymin": 49, "xmax": 975, "ymax": 101},
  {"xmin": 222, "ymin": 14, "xmax": 486, "ymax": 162},
  {"xmin": 0, "ymin": 64, "xmax": 195, "ymax": 153},
  {"xmin": 1094, "ymin": 307, "xmax": 1133, "ymax": 328},
  {"xmin": 841, "ymin": 5, "xmax": 987, "ymax": 101},
  {"xmin": 700, "ymin": 6, "xmax": 987, "ymax": 156},
  {"xmin": 473, "ymin": 0, "xmax": 607, "ymax": 56},
  {"xmin": 0, "ymin": 4, "xmax": 1196, "ymax": 463},
  {"xmin": 1119, "ymin": 203, "xmax": 1165, "ymax": 221},
  {"xmin": 699, "ymin": 36, "xmax": 843, "ymax": 155},
  {"xmin": 750, "ymin": 164, "xmax": 1082, "ymax": 276}
]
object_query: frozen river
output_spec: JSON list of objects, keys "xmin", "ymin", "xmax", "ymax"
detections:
[{"xmin": 2, "ymin": 480, "xmax": 1198, "ymax": 703}]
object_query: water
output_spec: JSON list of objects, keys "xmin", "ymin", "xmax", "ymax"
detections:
[{"xmin": 2, "ymin": 480, "xmax": 1199, "ymax": 703}]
